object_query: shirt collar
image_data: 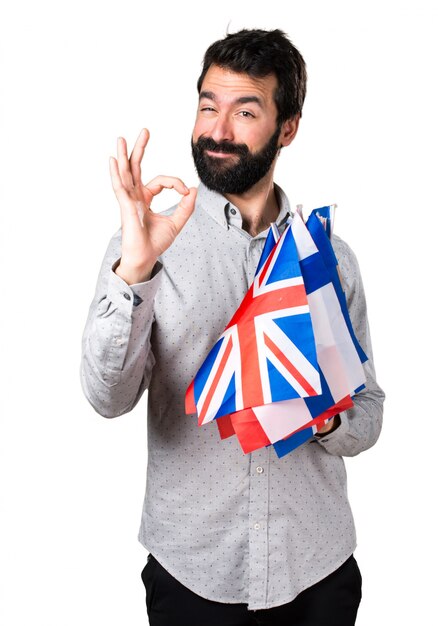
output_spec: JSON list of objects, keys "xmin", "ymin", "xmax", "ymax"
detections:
[{"xmin": 196, "ymin": 181, "xmax": 292, "ymax": 237}]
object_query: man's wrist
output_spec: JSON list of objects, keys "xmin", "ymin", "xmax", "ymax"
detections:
[{"xmin": 115, "ymin": 260, "xmax": 157, "ymax": 285}]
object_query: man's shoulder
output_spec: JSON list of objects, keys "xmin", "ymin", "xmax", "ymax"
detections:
[
  {"xmin": 330, "ymin": 233, "xmax": 365, "ymax": 300},
  {"xmin": 332, "ymin": 233, "xmax": 360, "ymax": 270}
]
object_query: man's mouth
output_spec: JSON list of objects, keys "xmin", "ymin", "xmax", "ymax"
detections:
[{"xmin": 205, "ymin": 150, "xmax": 238, "ymax": 159}]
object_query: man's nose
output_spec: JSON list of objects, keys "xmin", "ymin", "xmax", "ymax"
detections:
[{"xmin": 209, "ymin": 114, "xmax": 234, "ymax": 144}]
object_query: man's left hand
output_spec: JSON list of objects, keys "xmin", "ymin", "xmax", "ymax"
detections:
[{"xmin": 316, "ymin": 414, "xmax": 341, "ymax": 436}]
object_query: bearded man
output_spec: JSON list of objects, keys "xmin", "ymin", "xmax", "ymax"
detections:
[{"xmin": 80, "ymin": 28, "xmax": 384, "ymax": 626}]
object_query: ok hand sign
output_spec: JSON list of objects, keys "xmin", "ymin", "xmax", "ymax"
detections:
[{"xmin": 109, "ymin": 128, "xmax": 197, "ymax": 284}]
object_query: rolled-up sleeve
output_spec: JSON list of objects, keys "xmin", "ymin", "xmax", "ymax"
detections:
[
  {"xmin": 80, "ymin": 228, "xmax": 163, "ymax": 418},
  {"xmin": 315, "ymin": 237, "xmax": 385, "ymax": 457}
]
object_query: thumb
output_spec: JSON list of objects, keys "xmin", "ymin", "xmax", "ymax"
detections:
[{"xmin": 170, "ymin": 187, "xmax": 198, "ymax": 234}]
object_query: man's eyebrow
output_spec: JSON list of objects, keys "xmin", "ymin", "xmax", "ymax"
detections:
[
  {"xmin": 199, "ymin": 91, "xmax": 217, "ymax": 101},
  {"xmin": 199, "ymin": 91, "xmax": 264, "ymax": 107}
]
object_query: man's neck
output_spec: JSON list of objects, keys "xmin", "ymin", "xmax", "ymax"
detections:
[{"xmin": 224, "ymin": 173, "xmax": 280, "ymax": 238}]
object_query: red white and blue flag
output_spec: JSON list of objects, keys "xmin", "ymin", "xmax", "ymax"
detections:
[
  {"xmin": 185, "ymin": 205, "xmax": 367, "ymax": 458},
  {"xmin": 185, "ymin": 224, "xmax": 322, "ymax": 424}
]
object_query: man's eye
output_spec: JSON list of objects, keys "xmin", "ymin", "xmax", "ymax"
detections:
[
  {"xmin": 201, "ymin": 107, "xmax": 215, "ymax": 112},
  {"xmin": 238, "ymin": 111, "xmax": 255, "ymax": 118}
]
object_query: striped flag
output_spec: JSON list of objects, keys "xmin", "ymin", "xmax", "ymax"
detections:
[
  {"xmin": 186, "ymin": 224, "xmax": 321, "ymax": 423},
  {"xmin": 185, "ymin": 206, "xmax": 367, "ymax": 458}
]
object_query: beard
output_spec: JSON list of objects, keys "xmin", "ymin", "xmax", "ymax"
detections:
[{"xmin": 191, "ymin": 125, "xmax": 282, "ymax": 195}]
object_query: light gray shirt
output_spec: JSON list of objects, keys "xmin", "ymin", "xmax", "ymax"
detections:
[{"xmin": 80, "ymin": 181, "xmax": 384, "ymax": 610}]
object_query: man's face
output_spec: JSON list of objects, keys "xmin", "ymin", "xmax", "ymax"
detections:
[{"xmin": 191, "ymin": 65, "xmax": 283, "ymax": 195}]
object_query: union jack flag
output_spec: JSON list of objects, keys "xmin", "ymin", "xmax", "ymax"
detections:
[
  {"xmin": 186, "ymin": 205, "xmax": 367, "ymax": 458},
  {"xmin": 185, "ymin": 224, "xmax": 322, "ymax": 424}
]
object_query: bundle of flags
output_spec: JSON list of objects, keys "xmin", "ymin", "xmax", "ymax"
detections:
[{"xmin": 185, "ymin": 205, "xmax": 368, "ymax": 458}]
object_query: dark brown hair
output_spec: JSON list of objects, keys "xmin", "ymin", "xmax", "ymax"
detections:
[{"xmin": 197, "ymin": 28, "xmax": 307, "ymax": 123}]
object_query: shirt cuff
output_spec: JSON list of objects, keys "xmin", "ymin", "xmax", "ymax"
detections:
[
  {"xmin": 313, "ymin": 410, "xmax": 359, "ymax": 455},
  {"xmin": 314, "ymin": 413, "xmax": 345, "ymax": 443},
  {"xmin": 109, "ymin": 258, "xmax": 163, "ymax": 310}
]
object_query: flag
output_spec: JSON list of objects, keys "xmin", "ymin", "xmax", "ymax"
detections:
[
  {"xmin": 186, "ymin": 205, "xmax": 367, "ymax": 458},
  {"xmin": 186, "ymin": 224, "xmax": 322, "ymax": 424}
]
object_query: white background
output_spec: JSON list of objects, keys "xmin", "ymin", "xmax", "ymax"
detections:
[{"xmin": 1, "ymin": 1, "xmax": 437, "ymax": 624}]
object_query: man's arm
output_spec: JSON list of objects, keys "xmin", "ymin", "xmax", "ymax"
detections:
[
  {"xmin": 80, "ymin": 228, "xmax": 163, "ymax": 418},
  {"xmin": 314, "ymin": 237, "xmax": 385, "ymax": 457},
  {"xmin": 80, "ymin": 129, "xmax": 197, "ymax": 418}
]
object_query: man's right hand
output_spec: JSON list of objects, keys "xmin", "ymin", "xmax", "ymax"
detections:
[{"xmin": 109, "ymin": 128, "xmax": 197, "ymax": 284}]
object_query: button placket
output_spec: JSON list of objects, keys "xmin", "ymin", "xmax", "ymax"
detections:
[{"xmin": 248, "ymin": 447, "xmax": 271, "ymax": 608}]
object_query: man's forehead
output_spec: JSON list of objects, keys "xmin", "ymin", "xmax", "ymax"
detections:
[{"xmin": 199, "ymin": 65, "xmax": 278, "ymax": 105}]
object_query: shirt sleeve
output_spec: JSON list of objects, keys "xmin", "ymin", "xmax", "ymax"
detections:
[
  {"xmin": 80, "ymin": 227, "xmax": 163, "ymax": 418},
  {"xmin": 314, "ymin": 237, "xmax": 385, "ymax": 457}
]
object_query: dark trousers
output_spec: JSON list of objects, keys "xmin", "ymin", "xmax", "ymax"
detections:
[{"xmin": 141, "ymin": 553, "xmax": 362, "ymax": 626}]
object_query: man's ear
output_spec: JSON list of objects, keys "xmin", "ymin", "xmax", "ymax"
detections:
[{"xmin": 279, "ymin": 115, "xmax": 300, "ymax": 148}]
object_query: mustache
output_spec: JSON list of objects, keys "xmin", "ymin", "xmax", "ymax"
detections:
[{"xmin": 194, "ymin": 136, "xmax": 249, "ymax": 157}]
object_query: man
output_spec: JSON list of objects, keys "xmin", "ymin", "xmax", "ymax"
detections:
[{"xmin": 81, "ymin": 28, "xmax": 384, "ymax": 626}]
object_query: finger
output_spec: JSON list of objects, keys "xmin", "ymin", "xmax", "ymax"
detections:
[
  {"xmin": 129, "ymin": 128, "xmax": 150, "ymax": 186},
  {"xmin": 145, "ymin": 175, "xmax": 189, "ymax": 198},
  {"xmin": 169, "ymin": 187, "xmax": 198, "ymax": 234},
  {"xmin": 117, "ymin": 136, "xmax": 134, "ymax": 189},
  {"xmin": 109, "ymin": 156, "xmax": 124, "ymax": 193},
  {"xmin": 109, "ymin": 156, "xmax": 133, "ymax": 214}
]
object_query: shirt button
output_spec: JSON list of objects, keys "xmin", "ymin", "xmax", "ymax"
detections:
[
  {"xmin": 254, "ymin": 523, "xmax": 261, "ymax": 530},
  {"xmin": 230, "ymin": 208, "xmax": 237, "ymax": 215},
  {"xmin": 115, "ymin": 337, "xmax": 123, "ymax": 345},
  {"xmin": 256, "ymin": 466, "xmax": 264, "ymax": 474},
  {"xmin": 123, "ymin": 292, "xmax": 131, "ymax": 301}
]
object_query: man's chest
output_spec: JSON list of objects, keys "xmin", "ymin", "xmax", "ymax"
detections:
[{"xmin": 150, "ymin": 225, "xmax": 268, "ymax": 378}]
